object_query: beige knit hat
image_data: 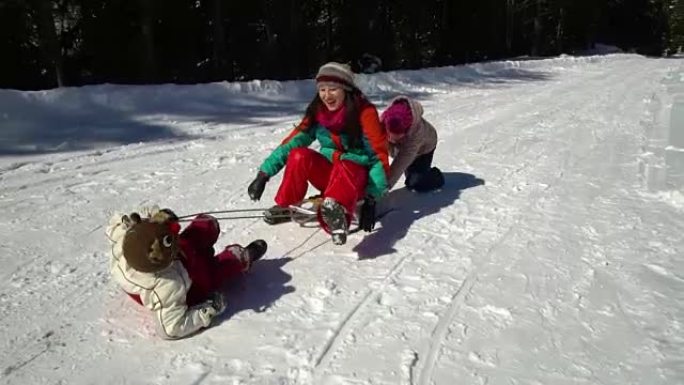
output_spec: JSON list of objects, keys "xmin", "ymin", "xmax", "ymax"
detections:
[
  {"xmin": 122, "ymin": 220, "xmax": 178, "ymax": 273},
  {"xmin": 316, "ymin": 62, "xmax": 355, "ymax": 90}
]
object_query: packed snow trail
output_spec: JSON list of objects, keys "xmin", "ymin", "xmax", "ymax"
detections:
[{"xmin": 0, "ymin": 54, "xmax": 682, "ymax": 385}]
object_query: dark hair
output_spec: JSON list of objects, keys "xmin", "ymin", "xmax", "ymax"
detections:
[{"xmin": 303, "ymin": 88, "xmax": 367, "ymax": 148}]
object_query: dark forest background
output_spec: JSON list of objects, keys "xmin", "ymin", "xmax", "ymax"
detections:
[{"xmin": 2, "ymin": 0, "xmax": 683, "ymax": 90}]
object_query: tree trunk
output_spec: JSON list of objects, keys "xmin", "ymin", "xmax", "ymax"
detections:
[
  {"xmin": 437, "ymin": 0, "xmax": 451, "ymax": 63},
  {"xmin": 31, "ymin": 0, "xmax": 64, "ymax": 87},
  {"xmin": 672, "ymin": 0, "xmax": 684, "ymax": 53},
  {"xmin": 506, "ymin": 0, "xmax": 514, "ymax": 54},
  {"xmin": 139, "ymin": 0, "xmax": 156, "ymax": 82},
  {"xmin": 532, "ymin": 0, "xmax": 542, "ymax": 56},
  {"xmin": 211, "ymin": 0, "xmax": 229, "ymax": 79},
  {"xmin": 288, "ymin": 0, "xmax": 303, "ymax": 78},
  {"xmin": 324, "ymin": 0, "xmax": 333, "ymax": 58},
  {"xmin": 556, "ymin": 6, "xmax": 564, "ymax": 53}
]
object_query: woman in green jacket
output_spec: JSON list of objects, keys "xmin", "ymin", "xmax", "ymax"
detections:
[{"xmin": 247, "ymin": 62, "xmax": 389, "ymax": 245}]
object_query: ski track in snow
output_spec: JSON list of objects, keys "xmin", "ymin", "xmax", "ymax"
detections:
[
  {"xmin": 313, "ymin": 243, "xmax": 430, "ymax": 376},
  {"xmin": 1, "ymin": 54, "xmax": 683, "ymax": 385}
]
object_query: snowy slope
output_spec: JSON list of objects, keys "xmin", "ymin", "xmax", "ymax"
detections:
[{"xmin": 1, "ymin": 54, "xmax": 683, "ymax": 385}]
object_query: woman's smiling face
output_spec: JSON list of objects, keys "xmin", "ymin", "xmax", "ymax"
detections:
[{"xmin": 317, "ymin": 84, "xmax": 346, "ymax": 111}]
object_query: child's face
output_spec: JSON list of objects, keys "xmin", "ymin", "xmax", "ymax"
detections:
[
  {"xmin": 318, "ymin": 85, "xmax": 346, "ymax": 111},
  {"xmin": 388, "ymin": 131, "xmax": 406, "ymax": 144}
]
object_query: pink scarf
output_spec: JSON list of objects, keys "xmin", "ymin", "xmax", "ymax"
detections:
[{"xmin": 316, "ymin": 105, "xmax": 347, "ymax": 134}]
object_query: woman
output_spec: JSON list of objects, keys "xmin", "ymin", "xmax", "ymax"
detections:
[{"xmin": 247, "ymin": 62, "xmax": 389, "ymax": 245}]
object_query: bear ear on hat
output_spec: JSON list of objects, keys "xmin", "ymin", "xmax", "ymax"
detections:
[{"xmin": 121, "ymin": 212, "xmax": 142, "ymax": 228}]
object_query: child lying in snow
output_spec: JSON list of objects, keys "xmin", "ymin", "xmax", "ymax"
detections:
[{"xmin": 105, "ymin": 205, "xmax": 267, "ymax": 339}]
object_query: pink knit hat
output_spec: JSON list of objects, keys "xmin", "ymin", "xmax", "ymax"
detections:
[{"xmin": 381, "ymin": 100, "xmax": 413, "ymax": 135}]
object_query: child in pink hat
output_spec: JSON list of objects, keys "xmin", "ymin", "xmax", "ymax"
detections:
[{"xmin": 380, "ymin": 96, "xmax": 443, "ymax": 192}]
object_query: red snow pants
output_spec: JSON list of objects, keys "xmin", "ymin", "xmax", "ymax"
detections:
[
  {"xmin": 179, "ymin": 214, "xmax": 248, "ymax": 306},
  {"xmin": 127, "ymin": 214, "xmax": 247, "ymax": 307},
  {"xmin": 274, "ymin": 147, "xmax": 368, "ymax": 231}
]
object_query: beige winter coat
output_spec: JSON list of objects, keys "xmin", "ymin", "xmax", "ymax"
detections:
[
  {"xmin": 106, "ymin": 206, "xmax": 217, "ymax": 339},
  {"xmin": 386, "ymin": 96, "xmax": 439, "ymax": 189}
]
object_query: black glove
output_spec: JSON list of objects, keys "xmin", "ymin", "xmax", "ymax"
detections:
[
  {"xmin": 247, "ymin": 171, "xmax": 269, "ymax": 201},
  {"xmin": 210, "ymin": 291, "xmax": 227, "ymax": 313},
  {"xmin": 200, "ymin": 291, "xmax": 226, "ymax": 320},
  {"xmin": 359, "ymin": 196, "xmax": 377, "ymax": 232}
]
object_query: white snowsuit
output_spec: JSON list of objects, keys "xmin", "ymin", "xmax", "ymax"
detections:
[{"xmin": 105, "ymin": 207, "xmax": 219, "ymax": 339}]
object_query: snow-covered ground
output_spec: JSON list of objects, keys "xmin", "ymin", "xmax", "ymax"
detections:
[{"xmin": 1, "ymin": 54, "xmax": 683, "ymax": 385}]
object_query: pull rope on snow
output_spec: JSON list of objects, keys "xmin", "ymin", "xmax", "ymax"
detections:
[
  {"xmin": 177, "ymin": 208, "xmax": 271, "ymax": 219},
  {"xmin": 176, "ymin": 207, "xmax": 291, "ymax": 223},
  {"xmin": 176, "ymin": 196, "xmax": 327, "ymax": 223}
]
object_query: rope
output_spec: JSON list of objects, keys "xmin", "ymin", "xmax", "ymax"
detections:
[
  {"xmin": 176, "ymin": 207, "xmax": 272, "ymax": 220},
  {"xmin": 177, "ymin": 213, "xmax": 292, "ymax": 222}
]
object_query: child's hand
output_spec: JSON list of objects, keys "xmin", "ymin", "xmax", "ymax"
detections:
[
  {"xmin": 248, "ymin": 172, "xmax": 270, "ymax": 201},
  {"xmin": 199, "ymin": 292, "xmax": 227, "ymax": 321},
  {"xmin": 210, "ymin": 291, "xmax": 227, "ymax": 314}
]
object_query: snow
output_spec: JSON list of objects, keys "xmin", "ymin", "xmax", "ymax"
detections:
[{"xmin": 1, "ymin": 53, "xmax": 683, "ymax": 385}]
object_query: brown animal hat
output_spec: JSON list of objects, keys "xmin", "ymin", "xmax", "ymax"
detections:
[{"xmin": 122, "ymin": 220, "xmax": 178, "ymax": 273}]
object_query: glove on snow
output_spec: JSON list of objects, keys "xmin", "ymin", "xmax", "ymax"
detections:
[
  {"xmin": 248, "ymin": 172, "xmax": 270, "ymax": 201},
  {"xmin": 359, "ymin": 196, "xmax": 377, "ymax": 232}
]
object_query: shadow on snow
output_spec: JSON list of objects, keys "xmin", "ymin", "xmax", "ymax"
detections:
[
  {"xmin": 217, "ymin": 256, "xmax": 295, "ymax": 323},
  {"xmin": 353, "ymin": 172, "xmax": 485, "ymax": 260},
  {"xmin": 0, "ymin": 63, "xmax": 554, "ymax": 156}
]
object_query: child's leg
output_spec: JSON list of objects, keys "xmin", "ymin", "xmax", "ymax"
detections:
[
  {"xmin": 212, "ymin": 245, "xmax": 249, "ymax": 284},
  {"xmin": 411, "ymin": 167, "xmax": 444, "ymax": 192},
  {"xmin": 184, "ymin": 245, "xmax": 245, "ymax": 306},
  {"xmin": 404, "ymin": 149, "xmax": 444, "ymax": 191},
  {"xmin": 318, "ymin": 160, "xmax": 368, "ymax": 231},
  {"xmin": 179, "ymin": 214, "xmax": 220, "ymax": 256},
  {"xmin": 404, "ymin": 150, "xmax": 435, "ymax": 187},
  {"xmin": 179, "ymin": 215, "xmax": 221, "ymax": 306},
  {"xmin": 275, "ymin": 148, "xmax": 333, "ymax": 207},
  {"xmin": 182, "ymin": 246, "xmax": 218, "ymax": 306}
]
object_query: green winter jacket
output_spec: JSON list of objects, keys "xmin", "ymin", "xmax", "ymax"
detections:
[{"xmin": 259, "ymin": 104, "xmax": 390, "ymax": 198}]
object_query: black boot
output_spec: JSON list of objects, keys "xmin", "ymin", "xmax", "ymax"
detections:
[
  {"xmin": 263, "ymin": 205, "xmax": 291, "ymax": 225},
  {"xmin": 410, "ymin": 167, "xmax": 445, "ymax": 192},
  {"xmin": 244, "ymin": 239, "xmax": 268, "ymax": 265},
  {"xmin": 321, "ymin": 198, "xmax": 348, "ymax": 245},
  {"xmin": 427, "ymin": 167, "xmax": 445, "ymax": 190}
]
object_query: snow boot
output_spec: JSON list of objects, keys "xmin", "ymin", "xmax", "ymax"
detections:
[
  {"xmin": 409, "ymin": 167, "xmax": 445, "ymax": 192},
  {"xmin": 245, "ymin": 239, "xmax": 268, "ymax": 266},
  {"xmin": 320, "ymin": 197, "xmax": 348, "ymax": 245},
  {"xmin": 263, "ymin": 205, "xmax": 291, "ymax": 225},
  {"xmin": 224, "ymin": 239, "xmax": 267, "ymax": 272},
  {"xmin": 234, "ymin": 239, "xmax": 268, "ymax": 272},
  {"xmin": 424, "ymin": 167, "xmax": 445, "ymax": 190}
]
